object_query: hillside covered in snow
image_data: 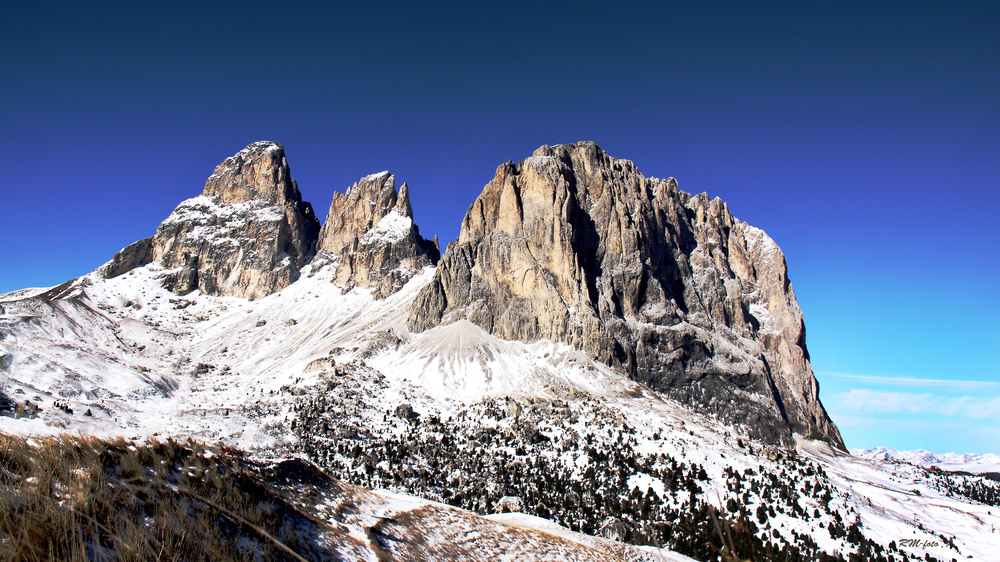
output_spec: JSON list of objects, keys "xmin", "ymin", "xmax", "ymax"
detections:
[{"xmin": 2, "ymin": 142, "xmax": 998, "ymax": 561}]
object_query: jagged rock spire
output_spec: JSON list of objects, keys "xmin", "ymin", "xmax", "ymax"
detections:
[
  {"xmin": 315, "ymin": 171, "xmax": 438, "ymax": 299},
  {"xmin": 103, "ymin": 143, "xmax": 440, "ymax": 301}
]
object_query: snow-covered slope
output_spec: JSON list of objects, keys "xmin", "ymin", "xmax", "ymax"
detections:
[
  {"xmin": 805, "ymin": 440, "xmax": 1000, "ymax": 560},
  {"xmin": 2, "ymin": 263, "xmax": 999, "ymax": 561},
  {"xmin": 0, "ymin": 260, "xmax": 430, "ymax": 448},
  {"xmin": 0, "ymin": 258, "xmax": 680, "ymax": 449}
]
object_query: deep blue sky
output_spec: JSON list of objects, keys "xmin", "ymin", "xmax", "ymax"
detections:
[{"xmin": 2, "ymin": 1, "xmax": 998, "ymax": 454}]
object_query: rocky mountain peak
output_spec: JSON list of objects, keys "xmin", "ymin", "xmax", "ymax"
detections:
[
  {"xmin": 409, "ymin": 141, "xmax": 844, "ymax": 448},
  {"xmin": 315, "ymin": 172, "xmax": 438, "ymax": 299},
  {"xmin": 103, "ymin": 142, "xmax": 320, "ymax": 300},
  {"xmin": 397, "ymin": 181, "xmax": 414, "ymax": 219},
  {"xmin": 100, "ymin": 143, "xmax": 440, "ymax": 302},
  {"xmin": 316, "ymin": 171, "xmax": 398, "ymax": 255},
  {"xmin": 202, "ymin": 141, "xmax": 303, "ymax": 206}
]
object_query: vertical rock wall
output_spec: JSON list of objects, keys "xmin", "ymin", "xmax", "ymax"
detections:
[
  {"xmin": 146, "ymin": 141, "xmax": 320, "ymax": 300},
  {"xmin": 408, "ymin": 142, "xmax": 843, "ymax": 448}
]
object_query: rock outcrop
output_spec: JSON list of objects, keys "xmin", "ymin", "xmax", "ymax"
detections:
[
  {"xmin": 408, "ymin": 142, "xmax": 843, "ymax": 448},
  {"xmin": 105, "ymin": 142, "xmax": 321, "ymax": 300},
  {"xmin": 101, "ymin": 237, "xmax": 154, "ymax": 279},
  {"xmin": 314, "ymin": 171, "xmax": 439, "ymax": 298}
]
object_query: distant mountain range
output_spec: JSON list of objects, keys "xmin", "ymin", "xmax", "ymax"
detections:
[{"xmin": 854, "ymin": 447, "xmax": 1000, "ymax": 475}]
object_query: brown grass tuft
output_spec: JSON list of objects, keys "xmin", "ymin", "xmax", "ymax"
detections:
[{"xmin": 0, "ymin": 432, "xmax": 332, "ymax": 561}]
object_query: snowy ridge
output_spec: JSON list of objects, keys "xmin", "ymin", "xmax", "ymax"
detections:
[
  {"xmin": 347, "ymin": 170, "xmax": 392, "ymax": 196},
  {"xmin": 853, "ymin": 447, "xmax": 1000, "ymax": 474},
  {"xmin": 161, "ymin": 195, "xmax": 286, "ymax": 226},
  {"xmin": 741, "ymin": 224, "xmax": 781, "ymax": 262},
  {"xmin": 361, "ymin": 170, "xmax": 391, "ymax": 183},
  {"xmin": 803, "ymin": 440, "xmax": 1000, "ymax": 560}
]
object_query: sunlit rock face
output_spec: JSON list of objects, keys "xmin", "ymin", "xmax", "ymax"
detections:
[
  {"xmin": 408, "ymin": 141, "xmax": 843, "ymax": 448},
  {"xmin": 315, "ymin": 171, "xmax": 439, "ymax": 299},
  {"xmin": 140, "ymin": 141, "xmax": 320, "ymax": 299}
]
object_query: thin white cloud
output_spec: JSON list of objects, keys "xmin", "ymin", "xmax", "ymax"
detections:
[
  {"xmin": 828, "ymin": 414, "xmax": 1000, "ymax": 455},
  {"xmin": 0, "ymin": 209, "xmax": 52, "ymax": 220},
  {"xmin": 816, "ymin": 371, "xmax": 1000, "ymax": 391},
  {"xmin": 835, "ymin": 389, "xmax": 1000, "ymax": 421}
]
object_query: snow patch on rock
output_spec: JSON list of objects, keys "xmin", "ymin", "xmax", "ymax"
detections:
[{"xmin": 359, "ymin": 208, "xmax": 413, "ymax": 247}]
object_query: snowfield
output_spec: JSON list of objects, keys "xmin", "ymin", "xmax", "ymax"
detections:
[{"xmin": 2, "ymin": 262, "xmax": 999, "ymax": 561}]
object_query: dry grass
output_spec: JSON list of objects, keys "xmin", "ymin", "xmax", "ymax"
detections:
[{"xmin": 0, "ymin": 431, "xmax": 330, "ymax": 561}]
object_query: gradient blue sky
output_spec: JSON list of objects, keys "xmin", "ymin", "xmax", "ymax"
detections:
[{"xmin": 2, "ymin": 1, "xmax": 997, "ymax": 454}]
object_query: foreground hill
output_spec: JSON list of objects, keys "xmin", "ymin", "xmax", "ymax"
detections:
[{"xmin": 0, "ymin": 432, "xmax": 692, "ymax": 561}]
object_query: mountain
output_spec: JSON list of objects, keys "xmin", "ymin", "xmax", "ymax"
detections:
[
  {"xmin": 854, "ymin": 447, "xmax": 1000, "ymax": 475},
  {"xmin": 104, "ymin": 141, "xmax": 321, "ymax": 299},
  {"xmin": 314, "ymin": 170, "xmax": 440, "ymax": 298},
  {"xmin": 1, "ymin": 141, "xmax": 997, "ymax": 561},
  {"xmin": 101, "ymin": 141, "xmax": 439, "ymax": 303},
  {"xmin": 409, "ymin": 142, "xmax": 842, "ymax": 448}
]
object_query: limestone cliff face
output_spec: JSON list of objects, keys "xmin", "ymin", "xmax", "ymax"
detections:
[
  {"xmin": 408, "ymin": 142, "xmax": 843, "ymax": 448},
  {"xmin": 315, "ymin": 171, "xmax": 439, "ymax": 299},
  {"xmin": 125, "ymin": 141, "xmax": 320, "ymax": 299}
]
